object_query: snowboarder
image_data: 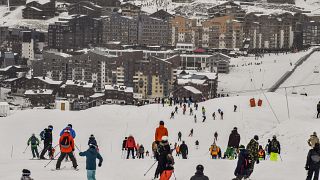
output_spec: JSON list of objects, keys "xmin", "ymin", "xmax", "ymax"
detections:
[
  {"xmin": 88, "ymin": 134, "xmax": 97, "ymax": 147},
  {"xmin": 154, "ymin": 136, "xmax": 172, "ymax": 179},
  {"xmin": 233, "ymin": 145, "xmax": 250, "ymax": 180},
  {"xmin": 59, "ymin": 124, "xmax": 76, "ymax": 138},
  {"xmin": 138, "ymin": 144, "xmax": 145, "ymax": 159},
  {"xmin": 212, "ymin": 112, "xmax": 216, "ymax": 120},
  {"xmin": 56, "ymin": 129, "xmax": 78, "ymax": 170},
  {"xmin": 189, "ymin": 129, "xmax": 194, "ymax": 137},
  {"xmin": 180, "ymin": 141, "xmax": 188, "ymax": 159},
  {"xmin": 226, "ymin": 127, "xmax": 240, "ymax": 159},
  {"xmin": 234, "ymin": 105, "xmax": 237, "ymax": 112},
  {"xmin": 209, "ymin": 143, "xmax": 220, "ymax": 159},
  {"xmin": 308, "ymin": 132, "xmax": 320, "ymax": 148},
  {"xmin": 246, "ymin": 135, "xmax": 260, "ymax": 178},
  {"xmin": 202, "ymin": 115, "xmax": 206, "ymax": 122},
  {"xmin": 178, "ymin": 131, "xmax": 182, "ymax": 142},
  {"xmin": 170, "ymin": 111, "xmax": 175, "ymax": 119},
  {"xmin": 305, "ymin": 143, "xmax": 320, "ymax": 180},
  {"xmin": 190, "ymin": 108, "xmax": 193, "ymax": 115},
  {"xmin": 79, "ymin": 143, "xmax": 103, "ymax": 180},
  {"xmin": 317, "ymin": 101, "xmax": 320, "ymax": 118},
  {"xmin": 190, "ymin": 164, "xmax": 209, "ymax": 180},
  {"xmin": 126, "ymin": 135, "xmax": 136, "ymax": 159},
  {"xmin": 268, "ymin": 135, "xmax": 281, "ymax": 161},
  {"xmin": 220, "ymin": 111, "xmax": 224, "ymax": 120},
  {"xmin": 27, "ymin": 133, "xmax": 40, "ymax": 159},
  {"xmin": 214, "ymin": 131, "xmax": 218, "ymax": 142},
  {"xmin": 155, "ymin": 121, "xmax": 169, "ymax": 144},
  {"xmin": 258, "ymin": 145, "xmax": 266, "ymax": 160},
  {"xmin": 21, "ymin": 169, "xmax": 33, "ymax": 180},
  {"xmin": 195, "ymin": 140, "xmax": 199, "ymax": 149},
  {"xmin": 194, "ymin": 115, "xmax": 197, "ymax": 123},
  {"xmin": 39, "ymin": 125, "xmax": 53, "ymax": 159}
]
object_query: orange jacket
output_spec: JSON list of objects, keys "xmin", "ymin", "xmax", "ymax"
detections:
[
  {"xmin": 155, "ymin": 125, "xmax": 168, "ymax": 142},
  {"xmin": 59, "ymin": 132, "xmax": 74, "ymax": 153}
]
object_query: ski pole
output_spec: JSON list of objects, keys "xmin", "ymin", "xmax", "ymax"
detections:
[
  {"xmin": 173, "ymin": 171, "xmax": 177, "ymax": 180},
  {"xmin": 143, "ymin": 161, "xmax": 157, "ymax": 176},
  {"xmin": 75, "ymin": 144, "xmax": 81, "ymax": 152},
  {"xmin": 279, "ymin": 154, "xmax": 283, "ymax": 162},
  {"xmin": 23, "ymin": 145, "xmax": 29, "ymax": 154},
  {"xmin": 44, "ymin": 151, "xmax": 61, "ymax": 168}
]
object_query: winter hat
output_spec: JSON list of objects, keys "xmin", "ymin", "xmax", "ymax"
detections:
[
  {"xmin": 196, "ymin": 164, "xmax": 204, "ymax": 172},
  {"xmin": 48, "ymin": 125, "xmax": 53, "ymax": 130},
  {"xmin": 67, "ymin": 124, "xmax": 72, "ymax": 128},
  {"xmin": 239, "ymin": 145, "xmax": 245, "ymax": 150},
  {"xmin": 254, "ymin": 135, "xmax": 259, "ymax": 141},
  {"xmin": 313, "ymin": 132, "xmax": 317, "ymax": 136},
  {"xmin": 22, "ymin": 169, "xmax": 31, "ymax": 176},
  {"xmin": 233, "ymin": 127, "xmax": 238, "ymax": 130},
  {"xmin": 272, "ymin": 135, "xmax": 277, "ymax": 139},
  {"xmin": 90, "ymin": 134, "xmax": 94, "ymax": 137},
  {"xmin": 161, "ymin": 136, "xmax": 168, "ymax": 142},
  {"xmin": 160, "ymin": 121, "xmax": 164, "ymax": 125},
  {"xmin": 89, "ymin": 143, "xmax": 97, "ymax": 149}
]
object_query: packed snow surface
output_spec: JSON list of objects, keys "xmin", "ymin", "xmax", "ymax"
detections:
[{"xmin": 0, "ymin": 93, "xmax": 319, "ymax": 179}]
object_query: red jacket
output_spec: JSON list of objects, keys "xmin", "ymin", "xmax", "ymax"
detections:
[
  {"xmin": 59, "ymin": 132, "xmax": 74, "ymax": 153},
  {"xmin": 126, "ymin": 136, "xmax": 136, "ymax": 148},
  {"xmin": 155, "ymin": 125, "xmax": 168, "ymax": 142}
]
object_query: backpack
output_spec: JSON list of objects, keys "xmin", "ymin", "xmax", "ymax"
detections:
[
  {"xmin": 60, "ymin": 136, "xmax": 70, "ymax": 148},
  {"xmin": 167, "ymin": 153, "xmax": 175, "ymax": 166},
  {"xmin": 40, "ymin": 130, "xmax": 45, "ymax": 141},
  {"xmin": 270, "ymin": 140, "xmax": 279, "ymax": 152},
  {"xmin": 311, "ymin": 154, "xmax": 320, "ymax": 163}
]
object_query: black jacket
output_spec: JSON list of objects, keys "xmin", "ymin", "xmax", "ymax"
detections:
[
  {"xmin": 44, "ymin": 129, "xmax": 52, "ymax": 144},
  {"xmin": 306, "ymin": 146, "xmax": 320, "ymax": 169},
  {"xmin": 235, "ymin": 149, "xmax": 250, "ymax": 176},
  {"xmin": 88, "ymin": 137, "xmax": 97, "ymax": 146},
  {"xmin": 190, "ymin": 171, "xmax": 209, "ymax": 180},
  {"xmin": 228, "ymin": 130, "xmax": 240, "ymax": 148},
  {"xmin": 180, "ymin": 143, "xmax": 188, "ymax": 155},
  {"xmin": 268, "ymin": 139, "xmax": 281, "ymax": 154},
  {"xmin": 122, "ymin": 139, "xmax": 127, "ymax": 149}
]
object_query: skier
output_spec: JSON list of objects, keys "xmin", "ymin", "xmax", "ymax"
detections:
[
  {"xmin": 202, "ymin": 106, "xmax": 206, "ymax": 116},
  {"xmin": 60, "ymin": 124, "xmax": 76, "ymax": 138},
  {"xmin": 265, "ymin": 139, "xmax": 271, "ymax": 157},
  {"xmin": 154, "ymin": 136, "xmax": 171, "ymax": 179},
  {"xmin": 233, "ymin": 145, "xmax": 250, "ymax": 180},
  {"xmin": 258, "ymin": 145, "xmax": 266, "ymax": 160},
  {"xmin": 268, "ymin": 135, "xmax": 281, "ymax": 161},
  {"xmin": 189, "ymin": 129, "xmax": 194, "ymax": 137},
  {"xmin": 175, "ymin": 144, "xmax": 180, "ymax": 157},
  {"xmin": 175, "ymin": 106, "xmax": 178, "ymax": 113},
  {"xmin": 202, "ymin": 115, "xmax": 206, "ymax": 122},
  {"xmin": 39, "ymin": 125, "xmax": 53, "ymax": 159},
  {"xmin": 146, "ymin": 150, "xmax": 150, "ymax": 157},
  {"xmin": 220, "ymin": 111, "xmax": 224, "ymax": 120},
  {"xmin": 155, "ymin": 121, "xmax": 169, "ymax": 144},
  {"xmin": 212, "ymin": 112, "xmax": 216, "ymax": 120},
  {"xmin": 190, "ymin": 164, "xmax": 209, "ymax": 180},
  {"xmin": 209, "ymin": 143, "xmax": 220, "ymax": 159},
  {"xmin": 305, "ymin": 143, "xmax": 320, "ymax": 180},
  {"xmin": 79, "ymin": 144, "xmax": 103, "ymax": 180},
  {"xmin": 234, "ymin": 105, "xmax": 237, "ymax": 112},
  {"xmin": 190, "ymin": 108, "xmax": 193, "ymax": 115},
  {"xmin": 246, "ymin": 135, "xmax": 260, "ymax": 178},
  {"xmin": 308, "ymin": 132, "xmax": 320, "ymax": 148},
  {"xmin": 214, "ymin": 131, "xmax": 218, "ymax": 142},
  {"xmin": 27, "ymin": 133, "xmax": 40, "ymax": 159},
  {"xmin": 88, "ymin": 134, "xmax": 98, "ymax": 147},
  {"xmin": 218, "ymin": 109, "xmax": 221, "ymax": 114},
  {"xmin": 126, "ymin": 135, "xmax": 136, "ymax": 159},
  {"xmin": 194, "ymin": 115, "xmax": 197, "ymax": 123},
  {"xmin": 183, "ymin": 106, "xmax": 186, "ymax": 115},
  {"xmin": 139, "ymin": 144, "xmax": 145, "ymax": 159},
  {"xmin": 317, "ymin": 101, "xmax": 320, "ymax": 118},
  {"xmin": 170, "ymin": 111, "xmax": 175, "ymax": 119},
  {"xmin": 195, "ymin": 140, "xmax": 199, "ymax": 149},
  {"xmin": 180, "ymin": 141, "xmax": 188, "ymax": 159},
  {"xmin": 56, "ymin": 129, "xmax": 78, "ymax": 170},
  {"xmin": 21, "ymin": 169, "xmax": 33, "ymax": 180},
  {"xmin": 178, "ymin": 131, "xmax": 182, "ymax": 142},
  {"xmin": 162, "ymin": 98, "xmax": 165, "ymax": 107},
  {"xmin": 195, "ymin": 103, "xmax": 199, "ymax": 110},
  {"xmin": 226, "ymin": 127, "xmax": 240, "ymax": 159}
]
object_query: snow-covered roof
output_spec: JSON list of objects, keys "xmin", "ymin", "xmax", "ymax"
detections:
[
  {"xmin": 180, "ymin": 54, "xmax": 213, "ymax": 58},
  {"xmin": 25, "ymin": 89, "xmax": 53, "ymax": 95},
  {"xmin": 34, "ymin": 77, "xmax": 62, "ymax": 85},
  {"xmin": 27, "ymin": 0, "xmax": 50, "ymax": 5},
  {"xmin": 177, "ymin": 79, "xmax": 206, "ymax": 85},
  {"xmin": 29, "ymin": 6, "xmax": 43, "ymax": 12},
  {"xmin": 4, "ymin": 77, "xmax": 19, "ymax": 82},
  {"xmin": 0, "ymin": 65, "xmax": 22, "ymax": 72},
  {"xmin": 90, "ymin": 93, "xmax": 105, "ymax": 98},
  {"xmin": 183, "ymin": 86, "xmax": 202, "ymax": 94},
  {"xmin": 105, "ymin": 84, "xmax": 133, "ymax": 93},
  {"xmin": 65, "ymin": 80, "xmax": 94, "ymax": 88},
  {"xmin": 46, "ymin": 51, "xmax": 72, "ymax": 58}
]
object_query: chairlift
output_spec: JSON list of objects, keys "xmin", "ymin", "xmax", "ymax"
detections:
[
  {"xmin": 314, "ymin": 66, "xmax": 319, "ymax": 73},
  {"xmin": 291, "ymin": 87, "xmax": 297, "ymax": 94}
]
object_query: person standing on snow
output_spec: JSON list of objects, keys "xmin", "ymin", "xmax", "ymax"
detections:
[
  {"xmin": 154, "ymin": 136, "xmax": 172, "ymax": 179},
  {"xmin": 178, "ymin": 131, "xmax": 182, "ymax": 142},
  {"xmin": 60, "ymin": 124, "xmax": 76, "ymax": 138},
  {"xmin": 27, "ymin": 133, "xmax": 40, "ymax": 159},
  {"xmin": 212, "ymin": 112, "xmax": 216, "ymax": 120},
  {"xmin": 40, "ymin": 125, "xmax": 53, "ymax": 159},
  {"xmin": 195, "ymin": 140, "xmax": 200, "ymax": 149},
  {"xmin": 190, "ymin": 108, "xmax": 194, "ymax": 115},
  {"xmin": 234, "ymin": 105, "xmax": 237, "ymax": 112},
  {"xmin": 268, "ymin": 135, "xmax": 281, "ymax": 161},
  {"xmin": 202, "ymin": 106, "xmax": 206, "ymax": 116},
  {"xmin": 21, "ymin": 169, "xmax": 33, "ymax": 180},
  {"xmin": 226, "ymin": 127, "xmax": 240, "ymax": 159},
  {"xmin": 138, "ymin": 144, "xmax": 145, "ymax": 159},
  {"xmin": 233, "ymin": 145, "xmax": 250, "ymax": 180},
  {"xmin": 180, "ymin": 141, "xmax": 188, "ymax": 159},
  {"xmin": 88, "ymin": 134, "xmax": 98, "ymax": 147},
  {"xmin": 308, "ymin": 132, "xmax": 320, "ymax": 148},
  {"xmin": 155, "ymin": 121, "xmax": 169, "ymax": 144},
  {"xmin": 258, "ymin": 145, "xmax": 266, "ymax": 160},
  {"xmin": 194, "ymin": 115, "xmax": 197, "ymax": 123},
  {"xmin": 126, "ymin": 135, "xmax": 136, "ymax": 159},
  {"xmin": 209, "ymin": 143, "xmax": 220, "ymax": 159},
  {"xmin": 246, "ymin": 135, "xmax": 260, "ymax": 178},
  {"xmin": 189, "ymin": 129, "xmax": 194, "ymax": 137},
  {"xmin": 170, "ymin": 112, "xmax": 175, "ymax": 119},
  {"xmin": 305, "ymin": 143, "xmax": 320, "ymax": 180},
  {"xmin": 56, "ymin": 129, "xmax": 78, "ymax": 170},
  {"xmin": 190, "ymin": 164, "xmax": 209, "ymax": 180},
  {"xmin": 317, "ymin": 102, "xmax": 320, "ymax": 118},
  {"xmin": 214, "ymin": 131, "xmax": 218, "ymax": 142},
  {"xmin": 79, "ymin": 144, "xmax": 103, "ymax": 180}
]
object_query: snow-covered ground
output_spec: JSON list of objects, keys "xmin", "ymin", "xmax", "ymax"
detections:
[{"xmin": 0, "ymin": 92, "xmax": 318, "ymax": 179}]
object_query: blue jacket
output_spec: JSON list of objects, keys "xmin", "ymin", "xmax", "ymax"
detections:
[
  {"xmin": 60, "ymin": 128, "xmax": 76, "ymax": 138},
  {"xmin": 79, "ymin": 147, "xmax": 103, "ymax": 170}
]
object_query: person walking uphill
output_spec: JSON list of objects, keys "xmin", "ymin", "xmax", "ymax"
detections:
[
  {"xmin": 180, "ymin": 141, "xmax": 188, "ymax": 159},
  {"xmin": 190, "ymin": 164, "xmax": 209, "ymax": 180},
  {"xmin": 27, "ymin": 133, "xmax": 40, "ymax": 159},
  {"xmin": 126, "ymin": 135, "xmax": 136, "ymax": 159},
  {"xmin": 56, "ymin": 129, "xmax": 78, "ymax": 170},
  {"xmin": 79, "ymin": 144, "xmax": 103, "ymax": 180},
  {"xmin": 305, "ymin": 143, "xmax": 320, "ymax": 180},
  {"xmin": 233, "ymin": 145, "xmax": 250, "ymax": 180},
  {"xmin": 246, "ymin": 135, "xmax": 260, "ymax": 178},
  {"xmin": 226, "ymin": 127, "xmax": 240, "ymax": 159},
  {"xmin": 317, "ymin": 101, "xmax": 320, "ymax": 118},
  {"xmin": 154, "ymin": 136, "xmax": 172, "ymax": 179},
  {"xmin": 155, "ymin": 121, "xmax": 169, "ymax": 143},
  {"xmin": 268, "ymin": 135, "xmax": 281, "ymax": 161}
]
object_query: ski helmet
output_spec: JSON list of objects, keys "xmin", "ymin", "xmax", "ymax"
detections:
[
  {"xmin": 196, "ymin": 164, "xmax": 204, "ymax": 172},
  {"xmin": 162, "ymin": 136, "xmax": 168, "ymax": 142},
  {"xmin": 48, "ymin": 125, "xmax": 53, "ymax": 130},
  {"xmin": 160, "ymin": 121, "xmax": 164, "ymax": 125},
  {"xmin": 67, "ymin": 124, "xmax": 72, "ymax": 128},
  {"xmin": 22, "ymin": 169, "xmax": 31, "ymax": 176}
]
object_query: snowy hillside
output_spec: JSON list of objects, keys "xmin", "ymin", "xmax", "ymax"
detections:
[{"xmin": 0, "ymin": 93, "xmax": 319, "ymax": 179}]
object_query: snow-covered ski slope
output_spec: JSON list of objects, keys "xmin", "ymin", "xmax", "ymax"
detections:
[{"xmin": 0, "ymin": 93, "xmax": 319, "ymax": 179}]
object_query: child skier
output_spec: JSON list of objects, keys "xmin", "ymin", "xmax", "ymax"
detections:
[
  {"xmin": 79, "ymin": 144, "xmax": 103, "ymax": 180},
  {"xmin": 258, "ymin": 145, "xmax": 266, "ymax": 160},
  {"xmin": 27, "ymin": 133, "xmax": 40, "ymax": 159},
  {"xmin": 21, "ymin": 169, "xmax": 33, "ymax": 180}
]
